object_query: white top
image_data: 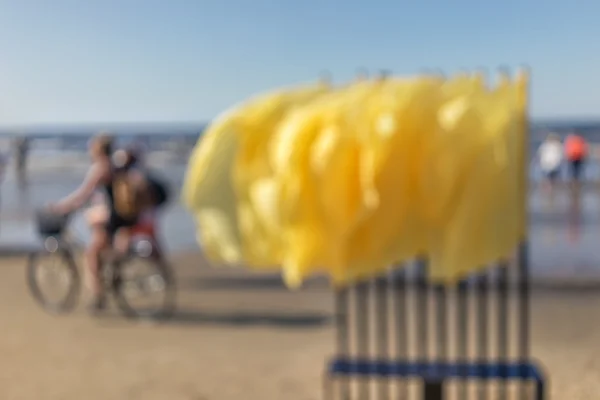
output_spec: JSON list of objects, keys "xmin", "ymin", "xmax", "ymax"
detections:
[{"xmin": 538, "ymin": 141, "xmax": 563, "ymax": 172}]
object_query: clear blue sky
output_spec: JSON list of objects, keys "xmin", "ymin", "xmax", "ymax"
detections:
[{"xmin": 0, "ymin": 0, "xmax": 598, "ymax": 125}]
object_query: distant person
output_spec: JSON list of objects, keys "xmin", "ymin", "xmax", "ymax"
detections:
[
  {"xmin": 0, "ymin": 150, "xmax": 9, "ymax": 181},
  {"xmin": 564, "ymin": 132, "xmax": 588, "ymax": 182},
  {"xmin": 0, "ymin": 150, "xmax": 9, "ymax": 219},
  {"xmin": 537, "ymin": 133, "xmax": 563, "ymax": 188},
  {"xmin": 14, "ymin": 137, "xmax": 29, "ymax": 185}
]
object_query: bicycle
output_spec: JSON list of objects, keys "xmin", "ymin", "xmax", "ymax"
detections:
[{"xmin": 27, "ymin": 209, "xmax": 176, "ymax": 320}]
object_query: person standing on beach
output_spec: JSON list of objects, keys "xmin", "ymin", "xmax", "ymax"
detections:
[
  {"xmin": 537, "ymin": 133, "xmax": 563, "ymax": 189},
  {"xmin": 0, "ymin": 149, "xmax": 9, "ymax": 233},
  {"xmin": 564, "ymin": 132, "xmax": 588, "ymax": 183},
  {"xmin": 13, "ymin": 137, "xmax": 29, "ymax": 187}
]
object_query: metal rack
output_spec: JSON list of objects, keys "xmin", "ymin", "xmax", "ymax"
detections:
[{"xmin": 322, "ymin": 68, "xmax": 548, "ymax": 400}]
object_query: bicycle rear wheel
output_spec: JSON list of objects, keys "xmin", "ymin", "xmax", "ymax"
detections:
[
  {"xmin": 27, "ymin": 248, "xmax": 80, "ymax": 314},
  {"xmin": 111, "ymin": 255, "xmax": 175, "ymax": 320}
]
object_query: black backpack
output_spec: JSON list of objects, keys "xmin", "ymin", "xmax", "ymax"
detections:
[{"xmin": 146, "ymin": 170, "xmax": 170, "ymax": 208}]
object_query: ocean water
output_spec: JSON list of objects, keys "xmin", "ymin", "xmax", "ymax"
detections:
[
  {"xmin": 0, "ymin": 163, "xmax": 196, "ymax": 252},
  {"xmin": 3, "ymin": 120, "xmax": 600, "ymax": 180},
  {"xmin": 0, "ymin": 126, "xmax": 204, "ymax": 255},
  {"xmin": 0, "ymin": 121, "xmax": 598, "ymax": 280}
]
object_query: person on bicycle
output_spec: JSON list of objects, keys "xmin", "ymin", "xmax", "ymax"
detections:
[{"xmin": 50, "ymin": 134, "xmax": 154, "ymax": 312}]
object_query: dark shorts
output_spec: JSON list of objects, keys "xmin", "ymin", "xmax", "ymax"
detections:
[
  {"xmin": 545, "ymin": 169, "xmax": 560, "ymax": 181},
  {"xmin": 569, "ymin": 158, "xmax": 585, "ymax": 181},
  {"xmin": 104, "ymin": 211, "xmax": 137, "ymax": 237}
]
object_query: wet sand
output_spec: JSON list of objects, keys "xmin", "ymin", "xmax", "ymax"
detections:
[{"xmin": 0, "ymin": 250, "xmax": 599, "ymax": 399}]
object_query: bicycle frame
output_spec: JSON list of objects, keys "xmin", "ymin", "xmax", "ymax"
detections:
[{"xmin": 44, "ymin": 216, "xmax": 163, "ymax": 258}]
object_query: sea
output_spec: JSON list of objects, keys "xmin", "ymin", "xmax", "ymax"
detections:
[{"xmin": 0, "ymin": 120, "xmax": 599, "ymax": 282}]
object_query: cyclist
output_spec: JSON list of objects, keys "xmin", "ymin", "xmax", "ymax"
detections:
[{"xmin": 50, "ymin": 134, "xmax": 154, "ymax": 312}]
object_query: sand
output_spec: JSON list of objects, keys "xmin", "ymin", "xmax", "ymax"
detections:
[{"xmin": 0, "ymin": 251, "xmax": 598, "ymax": 399}]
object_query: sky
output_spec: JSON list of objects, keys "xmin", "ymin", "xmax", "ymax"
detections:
[{"xmin": 0, "ymin": 0, "xmax": 599, "ymax": 126}]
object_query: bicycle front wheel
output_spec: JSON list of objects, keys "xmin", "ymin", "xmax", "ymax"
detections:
[
  {"xmin": 27, "ymin": 249, "xmax": 80, "ymax": 314},
  {"xmin": 111, "ymin": 256, "xmax": 175, "ymax": 321}
]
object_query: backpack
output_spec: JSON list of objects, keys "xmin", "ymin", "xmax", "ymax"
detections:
[
  {"xmin": 146, "ymin": 170, "xmax": 170, "ymax": 208},
  {"xmin": 112, "ymin": 171, "xmax": 145, "ymax": 219}
]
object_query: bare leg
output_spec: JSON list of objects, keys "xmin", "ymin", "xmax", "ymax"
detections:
[
  {"xmin": 85, "ymin": 204, "xmax": 109, "ymax": 226},
  {"xmin": 114, "ymin": 227, "xmax": 132, "ymax": 255},
  {"xmin": 86, "ymin": 228, "xmax": 110, "ymax": 311}
]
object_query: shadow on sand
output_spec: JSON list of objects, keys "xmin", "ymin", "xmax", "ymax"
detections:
[
  {"xmin": 179, "ymin": 275, "xmax": 329, "ymax": 292},
  {"xmin": 167, "ymin": 309, "xmax": 331, "ymax": 328},
  {"xmin": 100, "ymin": 308, "xmax": 332, "ymax": 329}
]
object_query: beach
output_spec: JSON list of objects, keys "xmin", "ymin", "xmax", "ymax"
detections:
[
  {"xmin": 1, "ymin": 252, "xmax": 600, "ymax": 399},
  {"xmin": 0, "ymin": 142, "xmax": 599, "ymax": 399},
  {"xmin": 4, "ymin": 0, "xmax": 600, "ymax": 396}
]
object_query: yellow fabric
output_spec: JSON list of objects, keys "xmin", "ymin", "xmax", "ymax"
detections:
[
  {"xmin": 427, "ymin": 74, "xmax": 523, "ymax": 283},
  {"xmin": 233, "ymin": 83, "xmax": 331, "ymax": 267},
  {"xmin": 182, "ymin": 71, "xmax": 529, "ymax": 288},
  {"xmin": 269, "ymin": 81, "xmax": 382, "ymax": 287},
  {"xmin": 182, "ymin": 105, "xmax": 243, "ymax": 264},
  {"xmin": 182, "ymin": 82, "xmax": 330, "ymax": 266},
  {"xmin": 336, "ymin": 78, "xmax": 441, "ymax": 285},
  {"xmin": 420, "ymin": 78, "xmax": 489, "ymax": 282}
]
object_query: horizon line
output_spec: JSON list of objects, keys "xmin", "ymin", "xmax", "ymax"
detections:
[{"xmin": 1, "ymin": 115, "xmax": 600, "ymax": 131}]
